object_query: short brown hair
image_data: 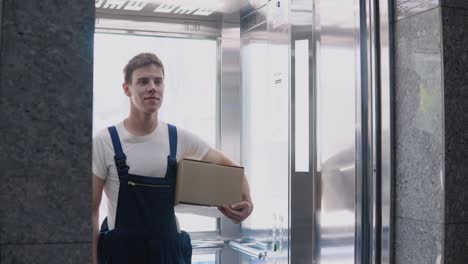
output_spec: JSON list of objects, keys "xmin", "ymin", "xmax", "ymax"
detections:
[{"xmin": 123, "ymin": 53, "xmax": 165, "ymax": 84}]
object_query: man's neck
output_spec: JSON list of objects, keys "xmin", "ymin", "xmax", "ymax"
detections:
[{"xmin": 125, "ymin": 110, "xmax": 158, "ymax": 137}]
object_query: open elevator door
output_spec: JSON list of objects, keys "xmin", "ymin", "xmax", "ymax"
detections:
[{"xmin": 94, "ymin": 0, "xmax": 392, "ymax": 263}]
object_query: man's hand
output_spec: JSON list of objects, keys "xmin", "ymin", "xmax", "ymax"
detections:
[{"xmin": 218, "ymin": 200, "xmax": 253, "ymax": 224}]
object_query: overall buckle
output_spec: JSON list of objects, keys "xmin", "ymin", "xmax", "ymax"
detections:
[{"xmin": 114, "ymin": 154, "xmax": 129, "ymax": 170}]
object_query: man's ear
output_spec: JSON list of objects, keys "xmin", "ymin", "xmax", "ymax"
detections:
[{"xmin": 122, "ymin": 82, "xmax": 131, "ymax": 97}]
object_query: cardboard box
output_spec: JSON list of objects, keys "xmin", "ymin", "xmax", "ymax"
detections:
[{"xmin": 175, "ymin": 158, "xmax": 244, "ymax": 207}]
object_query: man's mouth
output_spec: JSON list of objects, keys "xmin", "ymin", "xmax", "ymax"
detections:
[{"xmin": 145, "ymin": 97, "xmax": 159, "ymax": 100}]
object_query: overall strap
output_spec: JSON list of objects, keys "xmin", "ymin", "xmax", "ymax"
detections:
[
  {"xmin": 167, "ymin": 124, "xmax": 177, "ymax": 159},
  {"xmin": 107, "ymin": 126, "xmax": 129, "ymax": 179}
]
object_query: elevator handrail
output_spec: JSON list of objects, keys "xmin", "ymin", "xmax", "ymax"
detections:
[{"xmin": 228, "ymin": 241, "xmax": 267, "ymax": 260}]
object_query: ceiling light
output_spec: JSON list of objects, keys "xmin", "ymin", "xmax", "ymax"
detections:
[
  {"xmin": 153, "ymin": 4, "xmax": 178, "ymax": 13},
  {"xmin": 173, "ymin": 6, "xmax": 197, "ymax": 15},
  {"xmin": 103, "ymin": 0, "xmax": 127, "ymax": 9},
  {"xmin": 193, "ymin": 8, "xmax": 216, "ymax": 16},
  {"xmin": 124, "ymin": 0, "xmax": 150, "ymax": 11},
  {"xmin": 95, "ymin": 0, "xmax": 105, "ymax": 8}
]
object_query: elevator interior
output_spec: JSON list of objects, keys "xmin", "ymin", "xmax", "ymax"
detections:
[{"xmin": 94, "ymin": 0, "xmax": 392, "ymax": 263}]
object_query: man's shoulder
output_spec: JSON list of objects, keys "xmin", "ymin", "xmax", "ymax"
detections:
[
  {"xmin": 93, "ymin": 125, "xmax": 120, "ymax": 148},
  {"xmin": 94, "ymin": 121, "xmax": 125, "ymax": 141},
  {"xmin": 159, "ymin": 120, "xmax": 185, "ymax": 136},
  {"xmin": 94, "ymin": 127, "xmax": 111, "ymax": 140},
  {"xmin": 175, "ymin": 126, "xmax": 206, "ymax": 145},
  {"xmin": 167, "ymin": 123, "xmax": 188, "ymax": 138}
]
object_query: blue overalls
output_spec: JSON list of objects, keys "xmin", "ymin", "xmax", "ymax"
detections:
[{"xmin": 98, "ymin": 124, "xmax": 192, "ymax": 264}]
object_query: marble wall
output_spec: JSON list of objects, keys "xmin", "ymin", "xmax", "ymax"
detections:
[
  {"xmin": 0, "ymin": 0, "xmax": 3, "ymax": 53},
  {"xmin": 441, "ymin": 6, "xmax": 468, "ymax": 225},
  {"xmin": 0, "ymin": 0, "xmax": 3, "ymax": 259},
  {"xmin": 0, "ymin": 0, "xmax": 94, "ymax": 263},
  {"xmin": 442, "ymin": 6, "xmax": 468, "ymax": 263},
  {"xmin": 441, "ymin": 0, "xmax": 468, "ymax": 9},
  {"xmin": 394, "ymin": 6, "xmax": 445, "ymax": 263},
  {"xmin": 394, "ymin": 1, "xmax": 468, "ymax": 263}
]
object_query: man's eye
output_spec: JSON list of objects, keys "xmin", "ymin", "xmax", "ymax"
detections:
[{"xmin": 139, "ymin": 79, "xmax": 148, "ymax": 84}]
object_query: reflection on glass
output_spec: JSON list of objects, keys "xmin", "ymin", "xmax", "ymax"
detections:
[
  {"xmin": 317, "ymin": 43, "xmax": 356, "ymax": 264},
  {"xmin": 294, "ymin": 39, "xmax": 310, "ymax": 172},
  {"xmin": 93, "ymin": 33, "xmax": 218, "ymax": 232}
]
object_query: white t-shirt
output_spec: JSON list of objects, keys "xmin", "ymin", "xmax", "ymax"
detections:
[{"xmin": 93, "ymin": 120, "xmax": 210, "ymax": 230}]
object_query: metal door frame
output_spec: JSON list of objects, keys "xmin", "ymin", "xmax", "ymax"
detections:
[{"xmin": 358, "ymin": 0, "xmax": 393, "ymax": 263}]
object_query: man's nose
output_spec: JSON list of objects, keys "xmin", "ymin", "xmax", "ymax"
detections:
[{"xmin": 148, "ymin": 81, "xmax": 158, "ymax": 92}]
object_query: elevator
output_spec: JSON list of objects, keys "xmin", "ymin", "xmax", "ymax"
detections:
[{"xmin": 93, "ymin": 0, "xmax": 392, "ymax": 263}]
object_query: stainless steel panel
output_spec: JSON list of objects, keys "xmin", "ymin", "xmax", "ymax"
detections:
[
  {"xmin": 315, "ymin": 0, "xmax": 360, "ymax": 264},
  {"xmin": 219, "ymin": 11, "xmax": 243, "ymax": 264},
  {"xmin": 220, "ymin": 17, "xmax": 242, "ymax": 165},
  {"xmin": 290, "ymin": 0, "xmax": 315, "ymax": 263}
]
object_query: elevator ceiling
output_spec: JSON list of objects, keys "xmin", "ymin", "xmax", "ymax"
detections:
[{"xmin": 95, "ymin": 0, "xmax": 268, "ymax": 20}]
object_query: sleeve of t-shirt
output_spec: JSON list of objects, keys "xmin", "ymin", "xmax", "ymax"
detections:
[
  {"xmin": 92, "ymin": 130, "xmax": 109, "ymax": 180},
  {"xmin": 179, "ymin": 128, "xmax": 210, "ymax": 160}
]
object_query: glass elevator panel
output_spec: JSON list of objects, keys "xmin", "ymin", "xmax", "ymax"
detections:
[
  {"xmin": 240, "ymin": 1, "xmax": 290, "ymax": 262},
  {"xmin": 94, "ymin": 0, "xmax": 393, "ymax": 262}
]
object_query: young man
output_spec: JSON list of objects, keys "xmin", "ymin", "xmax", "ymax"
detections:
[{"xmin": 92, "ymin": 53, "xmax": 253, "ymax": 264}]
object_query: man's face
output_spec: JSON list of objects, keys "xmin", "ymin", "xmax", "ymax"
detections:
[{"xmin": 124, "ymin": 64, "xmax": 165, "ymax": 114}]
